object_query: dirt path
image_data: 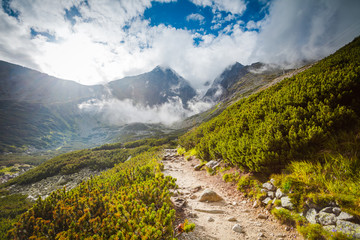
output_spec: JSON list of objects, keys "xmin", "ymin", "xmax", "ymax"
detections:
[{"xmin": 162, "ymin": 149, "xmax": 303, "ymax": 240}]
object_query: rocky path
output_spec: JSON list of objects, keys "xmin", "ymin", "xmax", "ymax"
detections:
[{"xmin": 162, "ymin": 149, "xmax": 303, "ymax": 240}]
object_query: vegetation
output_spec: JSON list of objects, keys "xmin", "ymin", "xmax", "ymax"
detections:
[
  {"xmin": 180, "ymin": 36, "xmax": 360, "ymax": 172},
  {"xmin": 2, "ymin": 138, "xmax": 175, "ymax": 187},
  {"xmin": 179, "ymin": 36, "xmax": 360, "ymax": 238},
  {"xmin": 0, "ymin": 190, "xmax": 33, "ymax": 239},
  {"xmin": 7, "ymin": 149, "xmax": 181, "ymax": 239}
]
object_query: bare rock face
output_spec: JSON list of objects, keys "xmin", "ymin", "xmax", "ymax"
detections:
[{"xmin": 199, "ymin": 189, "xmax": 223, "ymax": 202}]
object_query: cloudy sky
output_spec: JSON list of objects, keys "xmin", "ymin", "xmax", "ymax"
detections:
[{"xmin": 1, "ymin": 0, "xmax": 360, "ymax": 90}]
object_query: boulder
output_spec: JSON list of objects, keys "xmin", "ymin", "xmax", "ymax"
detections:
[
  {"xmin": 336, "ymin": 220, "xmax": 360, "ymax": 239},
  {"xmin": 205, "ymin": 160, "xmax": 220, "ymax": 170},
  {"xmin": 194, "ymin": 164, "xmax": 204, "ymax": 171},
  {"xmin": 281, "ymin": 196, "xmax": 293, "ymax": 210},
  {"xmin": 267, "ymin": 191, "xmax": 275, "ymax": 199},
  {"xmin": 275, "ymin": 188, "xmax": 283, "ymax": 199},
  {"xmin": 305, "ymin": 208, "xmax": 317, "ymax": 224},
  {"xmin": 316, "ymin": 212, "xmax": 336, "ymax": 226},
  {"xmin": 262, "ymin": 182, "xmax": 276, "ymax": 191},
  {"xmin": 262, "ymin": 197, "xmax": 272, "ymax": 205},
  {"xmin": 232, "ymin": 224, "xmax": 244, "ymax": 233},
  {"xmin": 332, "ymin": 207, "xmax": 341, "ymax": 216},
  {"xmin": 337, "ymin": 211, "xmax": 354, "ymax": 221},
  {"xmin": 320, "ymin": 207, "xmax": 333, "ymax": 213},
  {"xmin": 199, "ymin": 189, "xmax": 223, "ymax": 202}
]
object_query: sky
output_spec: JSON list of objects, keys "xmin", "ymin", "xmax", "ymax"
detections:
[{"xmin": 1, "ymin": 0, "xmax": 360, "ymax": 91}]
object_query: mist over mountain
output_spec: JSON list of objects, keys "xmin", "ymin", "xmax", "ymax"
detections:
[
  {"xmin": 203, "ymin": 61, "xmax": 287, "ymax": 103},
  {"xmin": 108, "ymin": 66, "xmax": 197, "ymax": 107},
  {"xmin": 0, "ymin": 61, "xmax": 207, "ymax": 152}
]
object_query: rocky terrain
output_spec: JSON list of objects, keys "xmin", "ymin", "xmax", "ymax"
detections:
[
  {"xmin": 0, "ymin": 164, "xmax": 33, "ymax": 184},
  {"xmin": 162, "ymin": 149, "xmax": 360, "ymax": 239},
  {"xmin": 162, "ymin": 149, "xmax": 301, "ymax": 240},
  {"xmin": 8, "ymin": 168, "xmax": 102, "ymax": 201}
]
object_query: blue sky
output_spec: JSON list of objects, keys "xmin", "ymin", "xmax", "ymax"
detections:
[{"xmin": 0, "ymin": 0, "xmax": 360, "ymax": 89}]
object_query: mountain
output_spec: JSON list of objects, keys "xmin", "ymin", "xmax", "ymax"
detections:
[
  {"xmin": 0, "ymin": 62, "xmax": 195, "ymax": 153},
  {"xmin": 108, "ymin": 66, "xmax": 196, "ymax": 107},
  {"xmin": 0, "ymin": 61, "xmax": 106, "ymax": 104},
  {"xmin": 203, "ymin": 62, "xmax": 286, "ymax": 103}
]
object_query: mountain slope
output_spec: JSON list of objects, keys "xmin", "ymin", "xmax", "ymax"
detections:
[
  {"xmin": 0, "ymin": 61, "xmax": 105, "ymax": 104},
  {"xmin": 0, "ymin": 63, "xmax": 196, "ymax": 152},
  {"xmin": 180, "ymin": 36, "xmax": 360, "ymax": 172},
  {"xmin": 203, "ymin": 62, "xmax": 286, "ymax": 103},
  {"xmin": 108, "ymin": 66, "xmax": 197, "ymax": 107}
]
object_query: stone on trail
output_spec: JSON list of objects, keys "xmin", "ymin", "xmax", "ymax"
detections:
[
  {"xmin": 232, "ymin": 224, "xmax": 244, "ymax": 233},
  {"xmin": 199, "ymin": 189, "xmax": 223, "ymax": 202},
  {"xmin": 227, "ymin": 217, "xmax": 237, "ymax": 222},
  {"xmin": 257, "ymin": 214, "xmax": 268, "ymax": 220},
  {"xmin": 208, "ymin": 217, "xmax": 215, "ymax": 222}
]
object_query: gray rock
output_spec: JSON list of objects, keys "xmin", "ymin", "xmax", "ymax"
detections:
[
  {"xmin": 332, "ymin": 207, "xmax": 341, "ymax": 216},
  {"xmin": 267, "ymin": 191, "xmax": 275, "ymax": 199},
  {"xmin": 205, "ymin": 160, "xmax": 219, "ymax": 169},
  {"xmin": 316, "ymin": 212, "xmax": 336, "ymax": 226},
  {"xmin": 260, "ymin": 189, "xmax": 267, "ymax": 193},
  {"xmin": 320, "ymin": 207, "xmax": 333, "ymax": 213},
  {"xmin": 305, "ymin": 208, "xmax": 318, "ymax": 224},
  {"xmin": 232, "ymin": 224, "xmax": 244, "ymax": 233},
  {"xmin": 337, "ymin": 211, "xmax": 354, "ymax": 221},
  {"xmin": 281, "ymin": 196, "xmax": 293, "ymax": 210},
  {"xmin": 262, "ymin": 197, "xmax": 272, "ymax": 205},
  {"xmin": 208, "ymin": 217, "xmax": 215, "ymax": 222},
  {"xmin": 194, "ymin": 164, "xmax": 204, "ymax": 171},
  {"xmin": 275, "ymin": 188, "xmax": 283, "ymax": 199},
  {"xmin": 253, "ymin": 200, "xmax": 259, "ymax": 208},
  {"xmin": 199, "ymin": 189, "xmax": 223, "ymax": 202},
  {"xmin": 336, "ymin": 220, "xmax": 360, "ymax": 239},
  {"xmin": 262, "ymin": 182, "xmax": 276, "ymax": 191},
  {"xmin": 227, "ymin": 217, "xmax": 237, "ymax": 222},
  {"xmin": 270, "ymin": 178, "xmax": 276, "ymax": 184}
]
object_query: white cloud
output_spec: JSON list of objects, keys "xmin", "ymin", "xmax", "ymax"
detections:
[
  {"xmin": 78, "ymin": 97, "xmax": 212, "ymax": 125},
  {"xmin": 0, "ymin": 0, "xmax": 360, "ymax": 94},
  {"xmin": 251, "ymin": 0, "xmax": 360, "ymax": 66},
  {"xmin": 191, "ymin": 0, "xmax": 247, "ymax": 15},
  {"xmin": 186, "ymin": 13, "xmax": 205, "ymax": 24},
  {"xmin": 246, "ymin": 20, "xmax": 259, "ymax": 30}
]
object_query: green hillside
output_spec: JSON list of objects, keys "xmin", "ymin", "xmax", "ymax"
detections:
[
  {"xmin": 178, "ymin": 36, "xmax": 360, "ymax": 237},
  {"xmin": 180, "ymin": 36, "xmax": 360, "ymax": 173}
]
